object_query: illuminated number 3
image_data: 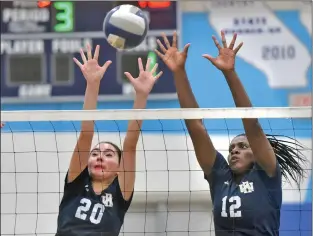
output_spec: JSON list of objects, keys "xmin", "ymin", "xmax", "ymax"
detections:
[
  {"xmin": 221, "ymin": 196, "xmax": 242, "ymax": 218},
  {"xmin": 54, "ymin": 2, "xmax": 74, "ymax": 32}
]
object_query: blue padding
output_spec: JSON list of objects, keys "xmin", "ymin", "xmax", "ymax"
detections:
[{"xmin": 280, "ymin": 203, "xmax": 312, "ymax": 236}]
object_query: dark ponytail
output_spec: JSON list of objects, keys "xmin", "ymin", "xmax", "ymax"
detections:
[{"xmin": 266, "ymin": 134, "xmax": 306, "ymax": 187}]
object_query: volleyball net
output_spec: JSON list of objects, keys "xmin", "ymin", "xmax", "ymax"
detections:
[{"xmin": 1, "ymin": 107, "xmax": 312, "ymax": 236}]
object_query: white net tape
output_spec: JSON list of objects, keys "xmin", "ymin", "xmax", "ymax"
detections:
[
  {"xmin": 1, "ymin": 107, "xmax": 312, "ymax": 121},
  {"xmin": 1, "ymin": 107, "xmax": 312, "ymax": 236}
]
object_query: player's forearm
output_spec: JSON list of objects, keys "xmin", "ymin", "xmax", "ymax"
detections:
[
  {"xmin": 124, "ymin": 94, "xmax": 147, "ymax": 149},
  {"xmin": 223, "ymin": 69, "xmax": 258, "ymax": 126},
  {"xmin": 173, "ymin": 69, "xmax": 202, "ymax": 126},
  {"xmin": 173, "ymin": 69, "xmax": 199, "ymax": 109},
  {"xmin": 81, "ymin": 82, "xmax": 100, "ymax": 134}
]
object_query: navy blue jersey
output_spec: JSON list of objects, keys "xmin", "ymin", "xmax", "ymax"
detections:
[
  {"xmin": 205, "ymin": 152, "xmax": 282, "ymax": 236},
  {"xmin": 56, "ymin": 168, "xmax": 133, "ymax": 236}
]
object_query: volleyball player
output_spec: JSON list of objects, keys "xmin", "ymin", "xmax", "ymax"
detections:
[
  {"xmin": 155, "ymin": 31, "xmax": 305, "ymax": 236},
  {"xmin": 56, "ymin": 44, "xmax": 163, "ymax": 236}
]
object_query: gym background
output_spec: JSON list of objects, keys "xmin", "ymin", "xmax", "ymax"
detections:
[{"xmin": 1, "ymin": 1, "xmax": 312, "ymax": 235}]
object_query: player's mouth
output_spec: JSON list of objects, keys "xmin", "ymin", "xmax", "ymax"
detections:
[
  {"xmin": 230, "ymin": 156, "xmax": 240, "ymax": 164},
  {"xmin": 94, "ymin": 165, "xmax": 104, "ymax": 171}
]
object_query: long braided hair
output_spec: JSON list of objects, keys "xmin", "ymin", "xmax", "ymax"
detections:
[{"xmin": 265, "ymin": 134, "xmax": 306, "ymax": 186}]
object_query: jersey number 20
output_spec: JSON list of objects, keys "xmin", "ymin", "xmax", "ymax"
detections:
[
  {"xmin": 75, "ymin": 198, "xmax": 104, "ymax": 224},
  {"xmin": 221, "ymin": 196, "xmax": 242, "ymax": 218}
]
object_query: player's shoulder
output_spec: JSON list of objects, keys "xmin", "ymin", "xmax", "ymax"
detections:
[
  {"xmin": 250, "ymin": 162, "xmax": 282, "ymax": 199},
  {"xmin": 112, "ymin": 177, "xmax": 133, "ymax": 212},
  {"xmin": 205, "ymin": 151, "xmax": 232, "ymax": 187},
  {"xmin": 63, "ymin": 167, "xmax": 90, "ymax": 195},
  {"xmin": 252, "ymin": 161, "xmax": 282, "ymax": 186},
  {"xmin": 207, "ymin": 151, "xmax": 231, "ymax": 176}
]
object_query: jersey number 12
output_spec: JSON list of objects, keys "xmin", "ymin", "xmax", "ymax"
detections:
[{"xmin": 221, "ymin": 196, "xmax": 242, "ymax": 218}]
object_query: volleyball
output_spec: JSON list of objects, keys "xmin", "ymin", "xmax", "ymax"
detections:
[{"xmin": 103, "ymin": 4, "xmax": 149, "ymax": 50}]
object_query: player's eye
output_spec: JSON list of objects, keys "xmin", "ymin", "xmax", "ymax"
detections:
[
  {"xmin": 91, "ymin": 151, "xmax": 99, "ymax": 156},
  {"xmin": 239, "ymin": 143, "xmax": 248, "ymax": 149},
  {"xmin": 105, "ymin": 153, "xmax": 113, "ymax": 157}
]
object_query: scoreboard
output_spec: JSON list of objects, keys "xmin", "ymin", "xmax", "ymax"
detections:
[{"xmin": 0, "ymin": 1, "xmax": 181, "ymax": 103}]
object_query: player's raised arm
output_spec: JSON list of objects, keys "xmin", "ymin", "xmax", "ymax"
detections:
[
  {"xmin": 67, "ymin": 44, "xmax": 112, "ymax": 183},
  {"xmin": 120, "ymin": 58, "xmax": 162, "ymax": 201},
  {"xmin": 203, "ymin": 31, "xmax": 277, "ymax": 177},
  {"xmin": 155, "ymin": 32, "xmax": 217, "ymax": 176}
]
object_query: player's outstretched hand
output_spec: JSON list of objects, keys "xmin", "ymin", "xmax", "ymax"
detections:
[
  {"xmin": 124, "ymin": 57, "xmax": 163, "ymax": 97},
  {"xmin": 73, "ymin": 43, "xmax": 112, "ymax": 84},
  {"xmin": 202, "ymin": 31, "xmax": 243, "ymax": 71},
  {"xmin": 203, "ymin": 31, "xmax": 243, "ymax": 72},
  {"xmin": 155, "ymin": 31, "xmax": 190, "ymax": 72}
]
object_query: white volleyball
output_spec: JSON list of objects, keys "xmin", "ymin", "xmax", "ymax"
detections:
[{"xmin": 103, "ymin": 4, "xmax": 149, "ymax": 50}]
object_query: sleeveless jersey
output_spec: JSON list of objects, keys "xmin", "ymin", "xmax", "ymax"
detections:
[
  {"xmin": 56, "ymin": 168, "xmax": 133, "ymax": 236},
  {"xmin": 205, "ymin": 152, "xmax": 282, "ymax": 236}
]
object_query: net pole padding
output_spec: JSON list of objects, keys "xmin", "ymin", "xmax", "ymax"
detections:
[{"xmin": 1, "ymin": 107, "xmax": 312, "ymax": 122}]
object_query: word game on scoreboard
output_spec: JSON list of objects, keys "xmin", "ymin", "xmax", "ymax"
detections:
[{"xmin": 1, "ymin": 1, "xmax": 181, "ymax": 103}]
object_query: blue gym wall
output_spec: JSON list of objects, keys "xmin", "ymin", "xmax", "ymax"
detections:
[{"xmin": 2, "ymin": 11, "xmax": 312, "ymax": 235}]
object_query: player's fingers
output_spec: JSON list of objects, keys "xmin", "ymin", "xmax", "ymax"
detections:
[
  {"xmin": 172, "ymin": 31, "xmax": 177, "ymax": 48},
  {"xmin": 183, "ymin": 43, "xmax": 191, "ymax": 55},
  {"xmin": 124, "ymin": 72, "xmax": 135, "ymax": 84},
  {"xmin": 221, "ymin": 30, "xmax": 227, "ymax": 48},
  {"xmin": 80, "ymin": 49, "xmax": 87, "ymax": 64},
  {"xmin": 212, "ymin": 36, "xmax": 222, "ymax": 51},
  {"xmin": 138, "ymin": 58, "xmax": 144, "ymax": 72},
  {"xmin": 154, "ymin": 71, "xmax": 163, "ymax": 80},
  {"xmin": 228, "ymin": 33, "xmax": 237, "ymax": 50},
  {"xmin": 102, "ymin": 60, "xmax": 112, "ymax": 71},
  {"xmin": 145, "ymin": 57, "xmax": 151, "ymax": 71},
  {"xmin": 202, "ymin": 54, "xmax": 216, "ymax": 64},
  {"xmin": 86, "ymin": 44, "xmax": 92, "ymax": 60},
  {"xmin": 154, "ymin": 49, "xmax": 164, "ymax": 59},
  {"xmin": 157, "ymin": 39, "xmax": 167, "ymax": 54},
  {"xmin": 162, "ymin": 33, "xmax": 171, "ymax": 49},
  {"xmin": 73, "ymin": 57, "xmax": 83, "ymax": 69},
  {"xmin": 234, "ymin": 42, "xmax": 243, "ymax": 54},
  {"xmin": 93, "ymin": 45, "xmax": 100, "ymax": 60},
  {"xmin": 150, "ymin": 63, "xmax": 158, "ymax": 75}
]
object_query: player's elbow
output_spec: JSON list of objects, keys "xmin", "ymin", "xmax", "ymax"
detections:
[
  {"xmin": 257, "ymin": 154, "xmax": 278, "ymax": 177},
  {"xmin": 123, "ymin": 141, "xmax": 137, "ymax": 155},
  {"xmin": 118, "ymin": 174, "xmax": 135, "ymax": 201},
  {"xmin": 196, "ymin": 151, "xmax": 216, "ymax": 175}
]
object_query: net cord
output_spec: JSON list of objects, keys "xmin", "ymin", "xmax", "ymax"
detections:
[{"xmin": 1, "ymin": 107, "xmax": 311, "ymax": 122}]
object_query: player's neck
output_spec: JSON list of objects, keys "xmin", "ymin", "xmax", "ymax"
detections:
[
  {"xmin": 233, "ymin": 164, "xmax": 253, "ymax": 184},
  {"xmin": 233, "ymin": 171, "xmax": 248, "ymax": 184},
  {"xmin": 91, "ymin": 178, "xmax": 115, "ymax": 194},
  {"xmin": 234, "ymin": 175, "xmax": 244, "ymax": 184}
]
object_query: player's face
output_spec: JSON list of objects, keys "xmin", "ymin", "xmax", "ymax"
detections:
[
  {"xmin": 88, "ymin": 142, "xmax": 120, "ymax": 181},
  {"xmin": 228, "ymin": 135, "xmax": 254, "ymax": 174}
]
